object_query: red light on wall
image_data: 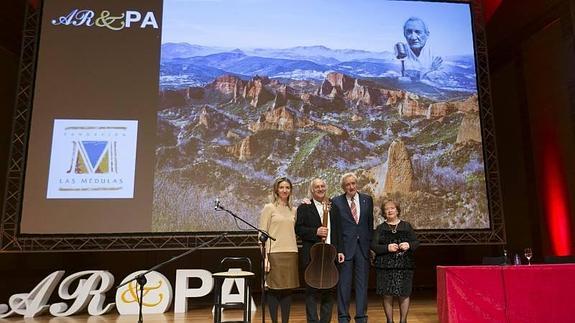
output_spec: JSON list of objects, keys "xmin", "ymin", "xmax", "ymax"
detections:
[
  {"xmin": 28, "ymin": 0, "xmax": 40, "ymax": 10},
  {"xmin": 482, "ymin": 0, "xmax": 503, "ymax": 22},
  {"xmin": 541, "ymin": 122, "xmax": 573, "ymax": 256}
]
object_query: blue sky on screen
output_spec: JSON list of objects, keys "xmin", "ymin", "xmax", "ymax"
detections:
[{"xmin": 162, "ymin": 0, "xmax": 474, "ymax": 56}]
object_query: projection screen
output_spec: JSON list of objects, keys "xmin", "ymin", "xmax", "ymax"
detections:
[{"xmin": 14, "ymin": 0, "xmax": 498, "ymax": 242}]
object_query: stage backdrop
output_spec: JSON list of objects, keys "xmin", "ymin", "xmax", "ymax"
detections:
[{"xmin": 18, "ymin": 0, "xmax": 490, "ymax": 236}]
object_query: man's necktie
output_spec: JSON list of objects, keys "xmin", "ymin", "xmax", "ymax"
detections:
[{"xmin": 350, "ymin": 199, "xmax": 359, "ymax": 224}]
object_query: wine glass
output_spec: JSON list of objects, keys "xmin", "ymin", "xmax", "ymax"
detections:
[{"xmin": 524, "ymin": 248, "xmax": 533, "ymax": 265}]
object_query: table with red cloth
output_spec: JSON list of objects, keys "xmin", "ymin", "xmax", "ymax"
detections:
[{"xmin": 437, "ymin": 264, "xmax": 575, "ymax": 323}]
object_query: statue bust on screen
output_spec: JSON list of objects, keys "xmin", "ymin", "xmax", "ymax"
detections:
[{"xmin": 395, "ymin": 17, "xmax": 444, "ymax": 82}]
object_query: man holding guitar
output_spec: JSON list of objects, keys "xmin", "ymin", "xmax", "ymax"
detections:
[{"xmin": 296, "ymin": 178, "xmax": 345, "ymax": 323}]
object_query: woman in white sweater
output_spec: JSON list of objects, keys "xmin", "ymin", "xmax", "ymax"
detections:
[{"xmin": 259, "ymin": 177, "xmax": 299, "ymax": 323}]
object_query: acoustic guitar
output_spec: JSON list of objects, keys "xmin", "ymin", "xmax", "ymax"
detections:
[{"xmin": 304, "ymin": 200, "xmax": 339, "ymax": 289}]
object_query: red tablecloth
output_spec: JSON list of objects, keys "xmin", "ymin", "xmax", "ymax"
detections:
[{"xmin": 437, "ymin": 264, "xmax": 575, "ymax": 323}]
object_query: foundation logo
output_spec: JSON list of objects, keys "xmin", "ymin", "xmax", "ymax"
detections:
[
  {"xmin": 47, "ymin": 119, "xmax": 138, "ymax": 199},
  {"xmin": 69, "ymin": 141, "xmax": 117, "ymax": 174}
]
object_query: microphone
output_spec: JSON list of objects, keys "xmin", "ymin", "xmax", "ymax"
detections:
[
  {"xmin": 214, "ymin": 198, "xmax": 220, "ymax": 210},
  {"xmin": 394, "ymin": 42, "xmax": 407, "ymax": 60}
]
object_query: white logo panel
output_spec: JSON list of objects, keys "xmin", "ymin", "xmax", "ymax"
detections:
[{"xmin": 47, "ymin": 119, "xmax": 138, "ymax": 199}]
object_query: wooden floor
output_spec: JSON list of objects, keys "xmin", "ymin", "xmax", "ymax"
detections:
[{"xmin": 1, "ymin": 291, "xmax": 438, "ymax": 323}]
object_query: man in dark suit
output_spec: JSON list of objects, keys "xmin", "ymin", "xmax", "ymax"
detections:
[
  {"xmin": 296, "ymin": 178, "xmax": 345, "ymax": 323},
  {"xmin": 331, "ymin": 172, "xmax": 374, "ymax": 323}
]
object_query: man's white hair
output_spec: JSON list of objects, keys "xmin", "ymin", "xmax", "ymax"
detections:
[
  {"xmin": 340, "ymin": 172, "xmax": 357, "ymax": 189},
  {"xmin": 308, "ymin": 178, "xmax": 327, "ymax": 198}
]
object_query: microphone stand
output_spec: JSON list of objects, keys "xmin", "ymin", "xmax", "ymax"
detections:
[
  {"xmin": 215, "ymin": 202, "xmax": 275, "ymax": 323},
  {"xmin": 116, "ymin": 233, "xmax": 227, "ymax": 323}
]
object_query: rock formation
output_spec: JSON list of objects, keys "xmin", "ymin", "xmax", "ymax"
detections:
[
  {"xmin": 384, "ymin": 139, "xmax": 414, "ymax": 194},
  {"xmin": 456, "ymin": 112, "xmax": 482, "ymax": 143},
  {"xmin": 248, "ymin": 106, "xmax": 346, "ymax": 137},
  {"xmin": 453, "ymin": 94, "xmax": 479, "ymax": 113},
  {"xmin": 398, "ymin": 94, "xmax": 426, "ymax": 117},
  {"xmin": 249, "ymin": 106, "xmax": 299, "ymax": 132},
  {"xmin": 319, "ymin": 72, "xmax": 355, "ymax": 96},
  {"xmin": 227, "ymin": 136, "xmax": 253, "ymax": 160},
  {"xmin": 426, "ymin": 102, "xmax": 456, "ymax": 118},
  {"xmin": 243, "ymin": 76, "xmax": 274, "ymax": 107}
]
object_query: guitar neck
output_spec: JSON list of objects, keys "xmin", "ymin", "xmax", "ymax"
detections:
[{"xmin": 322, "ymin": 204, "xmax": 329, "ymax": 228}]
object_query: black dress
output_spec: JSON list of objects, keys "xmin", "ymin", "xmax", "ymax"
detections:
[{"xmin": 371, "ymin": 220, "xmax": 420, "ymax": 297}]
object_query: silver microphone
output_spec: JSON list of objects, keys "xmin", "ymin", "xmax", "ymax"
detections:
[
  {"xmin": 394, "ymin": 42, "xmax": 408, "ymax": 60},
  {"xmin": 214, "ymin": 198, "xmax": 220, "ymax": 210}
]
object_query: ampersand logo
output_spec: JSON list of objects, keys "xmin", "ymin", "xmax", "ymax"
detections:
[
  {"xmin": 115, "ymin": 271, "xmax": 173, "ymax": 314},
  {"xmin": 94, "ymin": 10, "xmax": 126, "ymax": 31}
]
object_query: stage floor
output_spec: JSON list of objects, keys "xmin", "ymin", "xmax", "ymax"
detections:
[{"xmin": 0, "ymin": 291, "xmax": 438, "ymax": 323}]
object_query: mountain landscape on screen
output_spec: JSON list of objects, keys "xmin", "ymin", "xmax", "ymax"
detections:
[{"xmin": 153, "ymin": 43, "xmax": 488, "ymax": 231}]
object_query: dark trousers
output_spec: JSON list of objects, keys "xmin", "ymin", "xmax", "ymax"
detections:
[
  {"xmin": 305, "ymin": 285, "xmax": 335, "ymax": 323},
  {"xmin": 337, "ymin": 245, "xmax": 370, "ymax": 323},
  {"xmin": 267, "ymin": 289, "xmax": 291, "ymax": 323}
]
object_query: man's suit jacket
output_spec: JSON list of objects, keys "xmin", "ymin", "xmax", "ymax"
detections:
[
  {"xmin": 331, "ymin": 192, "xmax": 373, "ymax": 260},
  {"xmin": 295, "ymin": 200, "xmax": 343, "ymax": 268}
]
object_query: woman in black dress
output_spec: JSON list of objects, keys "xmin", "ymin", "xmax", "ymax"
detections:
[{"xmin": 371, "ymin": 200, "xmax": 419, "ymax": 323}]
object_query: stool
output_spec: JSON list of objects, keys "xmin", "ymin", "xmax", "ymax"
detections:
[{"xmin": 213, "ymin": 257, "xmax": 255, "ymax": 323}]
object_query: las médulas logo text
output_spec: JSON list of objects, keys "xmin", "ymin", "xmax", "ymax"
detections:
[{"xmin": 47, "ymin": 119, "xmax": 138, "ymax": 199}]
